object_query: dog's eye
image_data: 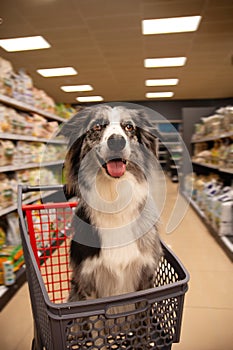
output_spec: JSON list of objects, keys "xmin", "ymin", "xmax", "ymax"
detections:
[
  {"xmin": 93, "ymin": 123, "xmax": 102, "ymax": 131},
  {"xmin": 124, "ymin": 123, "xmax": 134, "ymax": 132}
]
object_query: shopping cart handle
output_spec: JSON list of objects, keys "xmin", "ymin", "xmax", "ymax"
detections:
[{"xmin": 21, "ymin": 185, "xmax": 64, "ymax": 193}]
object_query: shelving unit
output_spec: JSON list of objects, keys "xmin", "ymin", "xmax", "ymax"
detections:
[
  {"xmin": 183, "ymin": 109, "xmax": 233, "ymax": 261},
  {"xmin": 0, "ymin": 132, "xmax": 67, "ymax": 144},
  {"xmin": 0, "ymin": 93, "xmax": 65, "ymax": 123},
  {"xmin": 191, "ymin": 131, "xmax": 233, "ymax": 143},
  {"xmin": 191, "ymin": 130, "xmax": 233, "ymax": 186},
  {"xmin": 0, "ymin": 93, "xmax": 68, "ymax": 309},
  {"xmin": 183, "ymin": 192, "xmax": 233, "ymax": 261},
  {"xmin": 0, "ymin": 160, "xmax": 64, "ymax": 174}
]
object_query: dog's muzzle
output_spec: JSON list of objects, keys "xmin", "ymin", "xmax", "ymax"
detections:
[{"xmin": 103, "ymin": 134, "xmax": 127, "ymax": 178}]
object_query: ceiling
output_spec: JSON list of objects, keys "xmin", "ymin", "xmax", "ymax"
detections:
[{"xmin": 0, "ymin": 0, "xmax": 233, "ymax": 104}]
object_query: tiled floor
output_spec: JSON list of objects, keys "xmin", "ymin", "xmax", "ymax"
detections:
[{"xmin": 0, "ymin": 179, "xmax": 232, "ymax": 350}]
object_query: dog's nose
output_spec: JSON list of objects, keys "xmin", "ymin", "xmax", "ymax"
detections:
[{"xmin": 107, "ymin": 134, "xmax": 126, "ymax": 151}]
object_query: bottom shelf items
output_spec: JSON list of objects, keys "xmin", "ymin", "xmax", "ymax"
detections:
[{"xmin": 182, "ymin": 192, "xmax": 233, "ymax": 262}]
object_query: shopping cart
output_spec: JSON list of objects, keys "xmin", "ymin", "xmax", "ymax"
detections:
[{"xmin": 18, "ymin": 185, "xmax": 189, "ymax": 350}]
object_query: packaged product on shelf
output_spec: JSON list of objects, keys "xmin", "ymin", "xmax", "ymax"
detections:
[
  {"xmin": 38, "ymin": 168, "xmax": 60, "ymax": 186},
  {"xmin": 211, "ymin": 141, "xmax": 220, "ymax": 165},
  {"xmin": 218, "ymin": 140, "xmax": 228, "ymax": 167},
  {"xmin": 11, "ymin": 110, "xmax": 27, "ymax": 134},
  {"xmin": 31, "ymin": 114, "xmax": 47, "ymax": 137},
  {"xmin": 6, "ymin": 212, "xmax": 21, "ymax": 246},
  {"xmin": 0, "ymin": 57, "xmax": 14, "ymax": 97},
  {"xmin": 2, "ymin": 260, "xmax": 15, "ymax": 285},
  {"xmin": 193, "ymin": 123, "xmax": 205, "ymax": 140},
  {"xmin": 0, "ymin": 174, "xmax": 14, "ymax": 208},
  {"xmin": 211, "ymin": 189, "xmax": 233, "ymax": 235},
  {"xmin": 201, "ymin": 114, "xmax": 223, "ymax": 136},
  {"xmin": 0, "ymin": 219, "xmax": 7, "ymax": 248},
  {"xmin": 31, "ymin": 114, "xmax": 58, "ymax": 138},
  {"xmin": 14, "ymin": 141, "xmax": 30, "ymax": 165},
  {"xmin": 216, "ymin": 106, "xmax": 233, "ymax": 132},
  {"xmin": 226, "ymin": 144, "xmax": 233, "ymax": 169},
  {"xmin": 9, "ymin": 177, "xmax": 18, "ymax": 205},
  {"xmin": 193, "ymin": 142, "xmax": 208, "ymax": 157},
  {"xmin": 44, "ymin": 121, "xmax": 59, "ymax": 138},
  {"xmin": 12, "ymin": 72, "xmax": 23, "ymax": 102},
  {"xmin": 203, "ymin": 181, "xmax": 222, "ymax": 221},
  {"xmin": 0, "ymin": 245, "xmax": 24, "ymax": 284},
  {"xmin": 196, "ymin": 175, "xmax": 219, "ymax": 211},
  {"xmin": 15, "ymin": 141, "xmax": 46, "ymax": 164},
  {"xmin": 55, "ymin": 103, "xmax": 77, "ymax": 119},
  {"xmin": 18, "ymin": 68, "xmax": 34, "ymax": 105},
  {"xmin": 16, "ymin": 167, "xmax": 60, "ymax": 188},
  {"xmin": 183, "ymin": 173, "xmax": 196, "ymax": 199},
  {"xmin": 16, "ymin": 169, "xmax": 30, "ymax": 184},
  {"xmin": 32, "ymin": 87, "xmax": 56, "ymax": 113},
  {"xmin": 1, "ymin": 107, "xmax": 28, "ymax": 135},
  {"xmin": 193, "ymin": 149, "xmax": 211, "ymax": 164},
  {"xmin": 0, "ymin": 106, "xmax": 15, "ymax": 133},
  {"xmin": 0, "ymin": 140, "xmax": 15, "ymax": 166}
]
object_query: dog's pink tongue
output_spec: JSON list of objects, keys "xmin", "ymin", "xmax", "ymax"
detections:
[{"xmin": 106, "ymin": 160, "xmax": 126, "ymax": 178}]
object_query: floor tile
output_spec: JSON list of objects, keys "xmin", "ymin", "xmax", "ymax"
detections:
[{"xmin": 173, "ymin": 307, "xmax": 233, "ymax": 350}]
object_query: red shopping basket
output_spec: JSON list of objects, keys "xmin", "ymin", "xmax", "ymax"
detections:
[{"xmin": 22, "ymin": 200, "xmax": 77, "ymax": 304}]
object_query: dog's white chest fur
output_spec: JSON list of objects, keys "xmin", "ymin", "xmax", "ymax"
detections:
[{"xmin": 81, "ymin": 242, "xmax": 155, "ymax": 298}]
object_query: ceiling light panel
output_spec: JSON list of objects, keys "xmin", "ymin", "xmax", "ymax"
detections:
[
  {"xmin": 0, "ymin": 36, "xmax": 51, "ymax": 52},
  {"xmin": 37, "ymin": 67, "xmax": 78, "ymax": 77},
  {"xmin": 146, "ymin": 92, "xmax": 174, "ymax": 98},
  {"xmin": 76, "ymin": 96, "xmax": 104, "ymax": 102},
  {"xmin": 144, "ymin": 57, "xmax": 187, "ymax": 68},
  {"xmin": 142, "ymin": 16, "xmax": 202, "ymax": 35},
  {"xmin": 145, "ymin": 78, "xmax": 179, "ymax": 86},
  {"xmin": 61, "ymin": 85, "xmax": 93, "ymax": 92}
]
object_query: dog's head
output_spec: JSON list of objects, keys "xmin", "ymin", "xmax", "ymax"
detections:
[{"xmin": 60, "ymin": 105, "xmax": 159, "ymax": 194}]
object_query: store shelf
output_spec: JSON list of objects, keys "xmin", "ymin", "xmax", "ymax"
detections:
[
  {"xmin": 0, "ymin": 132, "xmax": 67, "ymax": 144},
  {"xmin": 156, "ymin": 119, "xmax": 182, "ymax": 124},
  {"xmin": 0, "ymin": 190, "xmax": 57, "ymax": 217},
  {"xmin": 0, "ymin": 160, "xmax": 64, "ymax": 173},
  {"xmin": 192, "ymin": 161, "xmax": 218, "ymax": 169},
  {"xmin": 0, "ymin": 93, "xmax": 66, "ymax": 123},
  {"xmin": 191, "ymin": 131, "xmax": 233, "ymax": 143},
  {"xmin": 192, "ymin": 161, "xmax": 233, "ymax": 174},
  {"xmin": 182, "ymin": 192, "xmax": 233, "ymax": 262}
]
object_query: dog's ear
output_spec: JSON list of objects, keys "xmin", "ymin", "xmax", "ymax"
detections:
[
  {"xmin": 58, "ymin": 107, "xmax": 92, "ymax": 147},
  {"xmin": 135, "ymin": 109, "xmax": 159, "ymax": 157},
  {"xmin": 59, "ymin": 107, "xmax": 92, "ymax": 195},
  {"xmin": 63, "ymin": 134, "xmax": 86, "ymax": 196}
]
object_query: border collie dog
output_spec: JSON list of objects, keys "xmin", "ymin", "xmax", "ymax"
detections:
[{"xmin": 61, "ymin": 104, "xmax": 162, "ymax": 323}]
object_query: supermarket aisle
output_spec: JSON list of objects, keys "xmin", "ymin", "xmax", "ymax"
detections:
[{"xmin": 0, "ymin": 179, "xmax": 232, "ymax": 350}]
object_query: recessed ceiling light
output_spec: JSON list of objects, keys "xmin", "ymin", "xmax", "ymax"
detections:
[
  {"xmin": 0, "ymin": 36, "xmax": 50, "ymax": 52},
  {"xmin": 144, "ymin": 57, "xmax": 187, "ymax": 68},
  {"xmin": 146, "ymin": 92, "xmax": 174, "ymax": 98},
  {"xmin": 37, "ymin": 67, "xmax": 78, "ymax": 77},
  {"xmin": 142, "ymin": 15, "xmax": 201, "ymax": 35},
  {"xmin": 76, "ymin": 96, "xmax": 104, "ymax": 102},
  {"xmin": 145, "ymin": 78, "xmax": 179, "ymax": 86},
  {"xmin": 61, "ymin": 85, "xmax": 93, "ymax": 92}
]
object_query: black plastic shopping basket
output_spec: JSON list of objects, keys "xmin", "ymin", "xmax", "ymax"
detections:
[{"xmin": 18, "ymin": 185, "xmax": 189, "ymax": 350}]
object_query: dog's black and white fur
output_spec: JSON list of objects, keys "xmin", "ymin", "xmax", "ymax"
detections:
[{"xmin": 61, "ymin": 105, "xmax": 162, "ymax": 346}]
